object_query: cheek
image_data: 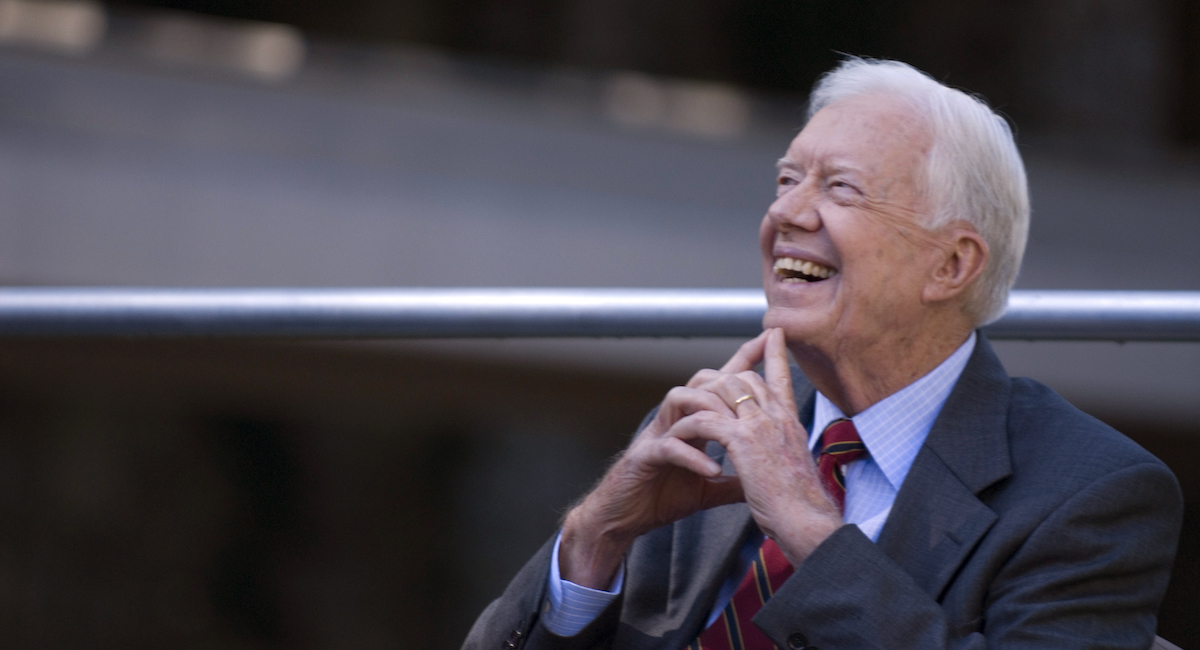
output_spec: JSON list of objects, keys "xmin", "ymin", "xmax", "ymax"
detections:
[
  {"xmin": 758, "ymin": 216, "xmax": 774, "ymax": 252},
  {"xmin": 857, "ymin": 253, "xmax": 930, "ymax": 312},
  {"xmin": 839, "ymin": 240, "xmax": 921, "ymax": 302}
]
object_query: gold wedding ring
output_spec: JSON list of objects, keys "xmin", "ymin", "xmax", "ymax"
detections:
[{"xmin": 733, "ymin": 394, "xmax": 757, "ymax": 407}]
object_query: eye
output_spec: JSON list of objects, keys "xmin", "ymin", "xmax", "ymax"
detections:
[
  {"xmin": 827, "ymin": 178, "xmax": 861, "ymax": 201},
  {"xmin": 776, "ymin": 173, "xmax": 800, "ymax": 196}
]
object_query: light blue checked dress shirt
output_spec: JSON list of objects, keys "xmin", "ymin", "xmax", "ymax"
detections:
[{"xmin": 543, "ymin": 332, "xmax": 978, "ymax": 636}]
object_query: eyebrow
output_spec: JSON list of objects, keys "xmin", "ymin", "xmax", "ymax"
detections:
[
  {"xmin": 776, "ymin": 157, "xmax": 864, "ymax": 177},
  {"xmin": 826, "ymin": 162, "xmax": 865, "ymax": 177}
]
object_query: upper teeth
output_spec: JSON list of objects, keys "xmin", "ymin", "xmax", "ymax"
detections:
[{"xmin": 774, "ymin": 257, "xmax": 836, "ymax": 279}]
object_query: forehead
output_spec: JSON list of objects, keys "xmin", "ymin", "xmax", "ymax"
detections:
[{"xmin": 783, "ymin": 94, "xmax": 931, "ymax": 179}]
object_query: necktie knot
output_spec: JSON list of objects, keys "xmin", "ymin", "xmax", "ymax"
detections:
[{"xmin": 818, "ymin": 418, "xmax": 867, "ymax": 514}]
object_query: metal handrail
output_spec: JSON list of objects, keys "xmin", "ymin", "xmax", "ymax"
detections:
[{"xmin": 0, "ymin": 288, "xmax": 1197, "ymax": 341}]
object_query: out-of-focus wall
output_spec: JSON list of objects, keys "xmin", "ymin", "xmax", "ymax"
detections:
[{"xmin": 0, "ymin": 17, "xmax": 1196, "ymax": 422}]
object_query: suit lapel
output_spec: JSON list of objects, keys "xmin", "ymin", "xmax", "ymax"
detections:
[
  {"xmin": 876, "ymin": 335, "xmax": 1013, "ymax": 600},
  {"xmin": 654, "ymin": 504, "xmax": 754, "ymax": 646}
]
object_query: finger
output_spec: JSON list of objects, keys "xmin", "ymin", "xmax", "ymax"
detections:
[
  {"xmin": 762, "ymin": 328, "xmax": 797, "ymax": 410},
  {"xmin": 685, "ymin": 368, "xmax": 722, "ymax": 389},
  {"xmin": 657, "ymin": 436, "xmax": 722, "ymax": 477},
  {"xmin": 666, "ymin": 410, "xmax": 735, "ymax": 448},
  {"xmin": 719, "ymin": 331, "xmax": 770, "ymax": 373},
  {"xmin": 659, "ymin": 386, "xmax": 735, "ymax": 427},
  {"xmin": 730, "ymin": 392, "xmax": 761, "ymax": 416},
  {"xmin": 699, "ymin": 372, "xmax": 768, "ymax": 415},
  {"xmin": 728, "ymin": 374, "xmax": 769, "ymax": 416}
]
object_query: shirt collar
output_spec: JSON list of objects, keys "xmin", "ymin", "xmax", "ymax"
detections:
[{"xmin": 809, "ymin": 331, "xmax": 977, "ymax": 491}]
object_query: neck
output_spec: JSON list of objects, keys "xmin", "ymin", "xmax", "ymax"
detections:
[{"xmin": 792, "ymin": 316, "xmax": 974, "ymax": 416}]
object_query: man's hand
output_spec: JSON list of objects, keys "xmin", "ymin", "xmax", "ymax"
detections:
[
  {"xmin": 558, "ymin": 332, "xmax": 781, "ymax": 588},
  {"xmin": 666, "ymin": 328, "xmax": 842, "ymax": 566},
  {"xmin": 559, "ymin": 329, "xmax": 842, "ymax": 588}
]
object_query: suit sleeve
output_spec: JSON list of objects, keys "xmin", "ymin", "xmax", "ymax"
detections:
[
  {"xmin": 752, "ymin": 461, "xmax": 1182, "ymax": 650},
  {"xmin": 463, "ymin": 409, "xmax": 666, "ymax": 650},
  {"xmin": 460, "ymin": 533, "xmax": 625, "ymax": 650}
]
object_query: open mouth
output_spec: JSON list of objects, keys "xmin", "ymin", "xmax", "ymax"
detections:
[{"xmin": 773, "ymin": 257, "xmax": 837, "ymax": 283}]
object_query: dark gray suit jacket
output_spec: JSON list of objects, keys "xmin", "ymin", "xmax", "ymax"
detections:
[{"xmin": 464, "ymin": 336, "xmax": 1182, "ymax": 650}]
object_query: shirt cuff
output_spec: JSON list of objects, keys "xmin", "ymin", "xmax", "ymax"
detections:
[{"xmin": 543, "ymin": 529, "xmax": 624, "ymax": 637}]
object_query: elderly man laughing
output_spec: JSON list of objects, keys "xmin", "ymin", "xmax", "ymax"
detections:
[{"xmin": 464, "ymin": 59, "xmax": 1181, "ymax": 650}]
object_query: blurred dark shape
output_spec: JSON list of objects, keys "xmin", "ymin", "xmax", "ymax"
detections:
[
  {"xmin": 205, "ymin": 416, "xmax": 314, "ymax": 644},
  {"xmin": 1176, "ymin": 0, "xmax": 1200, "ymax": 144},
  {"xmin": 0, "ymin": 338, "xmax": 676, "ymax": 647},
  {"xmin": 408, "ymin": 429, "xmax": 478, "ymax": 649}
]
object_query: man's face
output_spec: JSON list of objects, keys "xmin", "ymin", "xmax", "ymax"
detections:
[{"xmin": 760, "ymin": 94, "xmax": 946, "ymax": 356}]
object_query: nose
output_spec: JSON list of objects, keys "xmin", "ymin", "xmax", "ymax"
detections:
[{"xmin": 766, "ymin": 178, "xmax": 821, "ymax": 232}]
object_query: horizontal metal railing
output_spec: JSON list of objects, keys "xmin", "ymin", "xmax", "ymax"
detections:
[{"xmin": 0, "ymin": 288, "xmax": 1197, "ymax": 341}]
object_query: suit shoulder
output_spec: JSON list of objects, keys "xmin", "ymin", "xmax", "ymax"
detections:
[{"xmin": 1004, "ymin": 376, "xmax": 1171, "ymax": 479}]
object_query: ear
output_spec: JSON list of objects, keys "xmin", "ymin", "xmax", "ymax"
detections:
[{"xmin": 923, "ymin": 224, "xmax": 989, "ymax": 303}]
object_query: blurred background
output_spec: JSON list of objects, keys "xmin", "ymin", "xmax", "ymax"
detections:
[{"xmin": 0, "ymin": 0, "xmax": 1197, "ymax": 647}]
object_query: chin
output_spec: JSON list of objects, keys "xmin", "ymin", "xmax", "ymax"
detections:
[{"xmin": 763, "ymin": 307, "xmax": 818, "ymax": 343}]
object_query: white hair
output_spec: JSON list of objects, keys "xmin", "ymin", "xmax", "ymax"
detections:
[{"xmin": 808, "ymin": 58, "xmax": 1030, "ymax": 326}]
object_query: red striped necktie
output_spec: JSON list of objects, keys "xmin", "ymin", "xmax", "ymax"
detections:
[
  {"xmin": 689, "ymin": 418, "xmax": 865, "ymax": 650},
  {"xmin": 815, "ymin": 418, "xmax": 867, "ymax": 514}
]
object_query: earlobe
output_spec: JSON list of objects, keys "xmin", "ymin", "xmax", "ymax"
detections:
[{"xmin": 923, "ymin": 228, "xmax": 989, "ymax": 303}]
